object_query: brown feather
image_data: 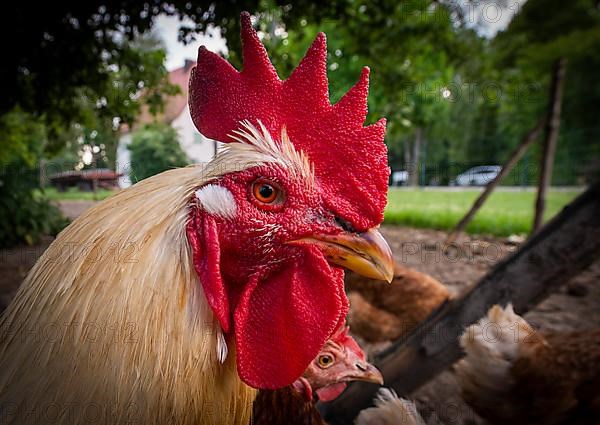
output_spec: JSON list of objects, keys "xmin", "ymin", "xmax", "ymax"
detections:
[{"xmin": 252, "ymin": 387, "xmax": 327, "ymax": 425}]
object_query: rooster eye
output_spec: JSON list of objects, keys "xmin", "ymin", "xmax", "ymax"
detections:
[
  {"xmin": 251, "ymin": 179, "xmax": 281, "ymax": 205},
  {"xmin": 317, "ymin": 354, "xmax": 334, "ymax": 368}
]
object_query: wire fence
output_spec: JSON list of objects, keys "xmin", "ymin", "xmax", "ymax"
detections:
[{"xmin": 391, "ymin": 132, "xmax": 599, "ymax": 187}]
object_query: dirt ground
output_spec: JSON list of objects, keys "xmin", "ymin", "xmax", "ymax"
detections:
[{"xmin": 0, "ymin": 201, "xmax": 598, "ymax": 424}]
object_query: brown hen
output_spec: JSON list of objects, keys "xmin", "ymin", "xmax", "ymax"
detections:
[
  {"xmin": 456, "ymin": 304, "xmax": 600, "ymax": 425},
  {"xmin": 345, "ymin": 263, "xmax": 450, "ymax": 342}
]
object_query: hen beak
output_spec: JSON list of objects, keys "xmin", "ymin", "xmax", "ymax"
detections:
[
  {"xmin": 349, "ymin": 361, "xmax": 384, "ymax": 385},
  {"xmin": 289, "ymin": 228, "xmax": 394, "ymax": 283}
]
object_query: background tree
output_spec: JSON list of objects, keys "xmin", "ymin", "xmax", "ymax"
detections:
[
  {"xmin": 128, "ymin": 123, "xmax": 189, "ymax": 182},
  {"xmin": 491, "ymin": 0, "xmax": 600, "ymax": 185},
  {"xmin": 0, "ymin": 109, "xmax": 68, "ymax": 248},
  {"xmin": 238, "ymin": 1, "xmax": 464, "ymax": 185},
  {"xmin": 48, "ymin": 32, "xmax": 179, "ymax": 173}
]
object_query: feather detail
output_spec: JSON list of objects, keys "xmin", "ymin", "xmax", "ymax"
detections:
[
  {"xmin": 455, "ymin": 303, "xmax": 537, "ymax": 397},
  {"xmin": 217, "ymin": 327, "xmax": 228, "ymax": 364},
  {"xmin": 455, "ymin": 304, "xmax": 600, "ymax": 425},
  {"xmin": 355, "ymin": 388, "xmax": 427, "ymax": 425},
  {"xmin": 228, "ymin": 120, "xmax": 315, "ymax": 184},
  {"xmin": 195, "ymin": 184, "xmax": 237, "ymax": 219}
]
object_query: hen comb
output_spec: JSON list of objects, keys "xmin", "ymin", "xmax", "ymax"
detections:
[
  {"xmin": 189, "ymin": 12, "xmax": 389, "ymax": 230},
  {"xmin": 331, "ymin": 325, "xmax": 366, "ymax": 361}
]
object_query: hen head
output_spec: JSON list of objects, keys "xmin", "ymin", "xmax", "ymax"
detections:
[
  {"xmin": 186, "ymin": 12, "xmax": 392, "ymax": 390},
  {"xmin": 293, "ymin": 326, "xmax": 383, "ymax": 402}
]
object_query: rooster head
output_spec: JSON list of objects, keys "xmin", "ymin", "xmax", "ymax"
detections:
[{"xmin": 186, "ymin": 12, "xmax": 392, "ymax": 390}]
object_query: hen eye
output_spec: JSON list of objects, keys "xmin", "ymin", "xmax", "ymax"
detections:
[
  {"xmin": 317, "ymin": 354, "xmax": 334, "ymax": 368},
  {"xmin": 251, "ymin": 179, "xmax": 281, "ymax": 205}
]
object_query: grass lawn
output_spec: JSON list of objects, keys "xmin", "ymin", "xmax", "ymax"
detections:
[
  {"xmin": 37, "ymin": 187, "xmax": 116, "ymax": 201},
  {"xmin": 384, "ymin": 188, "xmax": 581, "ymax": 237}
]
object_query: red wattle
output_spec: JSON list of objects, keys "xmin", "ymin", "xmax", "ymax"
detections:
[
  {"xmin": 316, "ymin": 382, "xmax": 348, "ymax": 402},
  {"xmin": 234, "ymin": 247, "xmax": 347, "ymax": 389},
  {"xmin": 186, "ymin": 208, "xmax": 231, "ymax": 332},
  {"xmin": 187, "ymin": 207, "xmax": 349, "ymax": 389}
]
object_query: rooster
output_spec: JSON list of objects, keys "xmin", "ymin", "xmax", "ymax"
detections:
[
  {"xmin": 252, "ymin": 325, "xmax": 383, "ymax": 425},
  {"xmin": 0, "ymin": 12, "xmax": 393, "ymax": 425},
  {"xmin": 456, "ymin": 304, "xmax": 600, "ymax": 425}
]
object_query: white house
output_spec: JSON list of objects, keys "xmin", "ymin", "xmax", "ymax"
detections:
[{"xmin": 116, "ymin": 59, "xmax": 218, "ymax": 187}]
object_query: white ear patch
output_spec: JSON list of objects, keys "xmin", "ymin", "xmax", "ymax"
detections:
[{"xmin": 195, "ymin": 184, "xmax": 237, "ymax": 219}]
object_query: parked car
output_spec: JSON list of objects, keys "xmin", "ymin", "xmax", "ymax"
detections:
[
  {"xmin": 453, "ymin": 165, "xmax": 501, "ymax": 186},
  {"xmin": 391, "ymin": 170, "xmax": 408, "ymax": 186}
]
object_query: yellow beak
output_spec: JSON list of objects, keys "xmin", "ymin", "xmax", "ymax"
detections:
[{"xmin": 289, "ymin": 228, "xmax": 394, "ymax": 283}]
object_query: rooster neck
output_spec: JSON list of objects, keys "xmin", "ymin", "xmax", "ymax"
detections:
[{"xmin": 0, "ymin": 165, "xmax": 258, "ymax": 425}]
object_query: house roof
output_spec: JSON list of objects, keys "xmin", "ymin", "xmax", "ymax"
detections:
[{"xmin": 122, "ymin": 59, "xmax": 196, "ymax": 133}]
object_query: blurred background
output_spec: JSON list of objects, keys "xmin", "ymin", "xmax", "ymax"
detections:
[
  {"xmin": 0, "ymin": 0, "xmax": 598, "ymax": 245},
  {"xmin": 1, "ymin": 2, "xmax": 599, "ymax": 423}
]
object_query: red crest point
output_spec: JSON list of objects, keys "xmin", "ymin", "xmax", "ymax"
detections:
[{"xmin": 331, "ymin": 325, "xmax": 366, "ymax": 361}]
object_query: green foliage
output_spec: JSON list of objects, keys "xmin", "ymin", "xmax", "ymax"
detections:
[
  {"xmin": 0, "ymin": 6, "xmax": 186, "ymax": 247},
  {"xmin": 49, "ymin": 33, "xmax": 180, "ymax": 170},
  {"xmin": 0, "ymin": 107, "xmax": 45, "ymax": 168},
  {"xmin": 128, "ymin": 123, "xmax": 189, "ymax": 182},
  {"xmin": 246, "ymin": 1, "xmax": 467, "ymax": 179},
  {"xmin": 2, "ymin": 1, "xmax": 223, "ymax": 145},
  {"xmin": 0, "ymin": 23, "xmax": 179, "ymax": 247},
  {"xmin": 0, "ymin": 109, "xmax": 68, "ymax": 248},
  {"xmin": 2, "ymin": 194, "xmax": 70, "ymax": 248},
  {"xmin": 384, "ymin": 188, "xmax": 580, "ymax": 236},
  {"xmin": 482, "ymin": 0, "xmax": 600, "ymax": 185}
]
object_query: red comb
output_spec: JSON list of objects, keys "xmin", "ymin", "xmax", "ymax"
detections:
[
  {"xmin": 189, "ymin": 12, "xmax": 389, "ymax": 230},
  {"xmin": 331, "ymin": 325, "xmax": 366, "ymax": 361}
]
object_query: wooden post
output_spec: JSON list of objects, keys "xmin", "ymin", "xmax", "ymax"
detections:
[
  {"xmin": 533, "ymin": 58, "xmax": 567, "ymax": 232},
  {"xmin": 446, "ymin": 117, "xmax": 546, "ymax": 244},
  {"xmin": 320, "ymin": 184, "xmax": 600, "ymax": 425},
  {"xmin": 408, "ymin": 128, "xmax": 422, "ymax": 186}
]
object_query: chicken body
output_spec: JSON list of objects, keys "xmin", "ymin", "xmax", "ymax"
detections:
[
  {"xmin": 346, "ymin": 264, "xmax": 449, "ymax": 342},
  {"xmin": 253, "ymin": 387, "xmax": 324, "ymax": 425},
  {"xmin": 456, "ymin": 304, "xmax": 600, "ymax": 425}
]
